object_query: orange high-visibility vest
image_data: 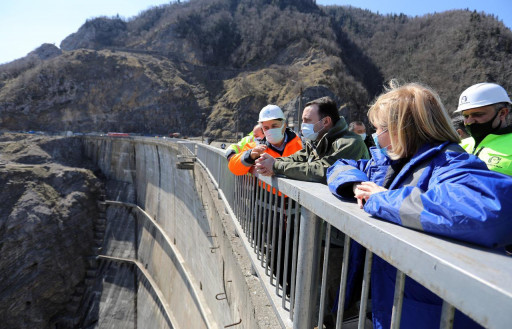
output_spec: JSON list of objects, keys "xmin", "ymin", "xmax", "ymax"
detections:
[{"xmin": 228, "ymin": 135, "xmax": 302, "ymax": 176}]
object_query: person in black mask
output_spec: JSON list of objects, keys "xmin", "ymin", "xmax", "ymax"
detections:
[{"xmin": 454, "ymin": 82, "xmax": 512, "ymax": 176}]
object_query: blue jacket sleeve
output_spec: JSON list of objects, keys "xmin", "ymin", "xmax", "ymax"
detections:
[
  {"xmin": 363, "ymin": 154, "xmax": 512, "ymax": 248},
  {"xmin": 327, "ymin": 159, "xmax": 370, "ymax": 199}
]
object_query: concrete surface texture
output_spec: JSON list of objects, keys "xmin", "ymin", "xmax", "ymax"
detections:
[{"xmin": 82, "ymin": 136, "xmax": 280, "ymax": 329}]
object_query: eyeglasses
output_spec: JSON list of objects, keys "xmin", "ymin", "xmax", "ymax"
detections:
[{"xmin": 373, "ymin": 128, "xmax": 388, "ymax": 137}]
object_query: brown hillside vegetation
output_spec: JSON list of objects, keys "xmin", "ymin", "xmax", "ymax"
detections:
[{"xmin": 1, "ymin": 0, "xmax": 511, "ymax": 138}]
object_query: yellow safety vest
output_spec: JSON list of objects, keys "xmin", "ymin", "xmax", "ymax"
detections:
[
  {"xmin": 227, "ymin": 132, "xmax": 255, "ymax": 154},
  {"xmin": 461, "ymin": 133, "xmax": 512, "ymax": 176}
]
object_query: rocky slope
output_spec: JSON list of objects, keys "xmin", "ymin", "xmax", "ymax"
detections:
[
  {"xmin": 0, "ymin": 133, "xmax": 102, "ymax": 328},
  {"xmin": 1, "ymin": 0, "xmax": 511, "ymax": 138}
]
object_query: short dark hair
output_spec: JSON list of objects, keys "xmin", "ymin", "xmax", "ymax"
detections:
[
  {"xmin": 348, "ymin": 121, "xmax": 365, "ymax": 131},
  {"xmin": 494, "ymin": 102, "xmax": 511, "ymax": 112},
  {"xmin": 305, "ymin": 96, "xmax": 340, "ymax": 124},
  {"xmin": 451, "ymin": 116, "xmax": 465, "ymax": 131}
]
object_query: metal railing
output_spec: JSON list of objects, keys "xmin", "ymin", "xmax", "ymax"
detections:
[{"xmin": 194, "ymin": 143, "xmax": 512, "ymax": 329}]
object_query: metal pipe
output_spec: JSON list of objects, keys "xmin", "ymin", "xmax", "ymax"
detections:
[
  {"xmin": 268, "ymin": 193, "xmax": 279, "ymax": 278},
  {"xmin": 276, "ymin": 195, "xmax": 285, "ymax": 296},
  {"xmin": 244, "ymin": 175, "xmax": 250, "ymax": 232},
  {"xmin": 390, "ymin": 270, "xmax": 406, "ymax": 329},
  {"xmin": 242, "ymin": 174, "xmax": 248, "ymax": 229},
  {"xmin": 335, "ymin": 236, "xmax": 352, "ymax": 329},
  {"xmin": 248, "ymin": 175, "xmax": 256, "ymax": 236},
  {"xmin": 245, "ymin": 175, "xmax": 252, "ymax": 233},
  {"xmin": 252, "ymin": 181, "xmax": 261, "ymax": 248},
  {"xmin": 292, "ymin": 207, "xmax": 322, "ymax": 329},
  {"xmin": 258, "ymin": 186, "xmax": 268, "ymax": 260},
  {"xmin": 261, "ymin": 188, "xmax": 270, "ymax": 267},
  {"xmin": 358, "ymin": 250, "xmax": 373, "ymax": 329},
  {"xmin": 265, "ymin": 192, "xmax": 274, "ymax": 276},
  {"xmin": 282, "ymin": 199, "xmax": 293, "ymax": 308},
  {"xmin": 234, "ymin": 175, "xmax": 240, "ymax": 219},
  {"xmin": 289, "ymin": 202, "xmax": 301, "ymax": 319},
  {"xmin": 318, "ymin": 222, "xmax": 332, "ymax": 329},
  {"xmin": 224, "ymin": 318, "xmax": 242, "ymax": 328},
  {"xmin": 440, "ymin": 301, "xmax": 455, "ymax": 329}
]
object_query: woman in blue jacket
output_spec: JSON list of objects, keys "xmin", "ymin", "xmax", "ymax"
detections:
[{"xmin": 327, "ymin": 81, "xmax": 512, "ymax": 329}]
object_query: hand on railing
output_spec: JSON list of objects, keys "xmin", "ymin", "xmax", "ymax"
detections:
[
  {"xmin": 255, "ymin": 153, "xmax": 275, "ymax": 176},
  {"xmin": 353, "ymin": 181, "xmax": 388, "ymax": 209}
]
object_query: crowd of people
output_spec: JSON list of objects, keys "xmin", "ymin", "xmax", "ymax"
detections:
[{"xmin": 223, "ymin": 81, "xmax": 512, "ymax": 329}]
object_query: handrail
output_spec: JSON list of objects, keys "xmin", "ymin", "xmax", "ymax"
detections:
[
  {"xmin": 255, "ymin": 174, "xmax": 512, "ymax": 327},
  {"xmin": 194, "ymin": 142, "xmax": 512, "ymax": 329},
  {"xmin": 82, "ymin": 136, "xmax": 512, "ymax": 329}
]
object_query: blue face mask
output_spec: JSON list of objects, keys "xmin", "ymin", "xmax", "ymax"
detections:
[
  {"xmin": 372, "ymin": 129, "xmax": 389, "ymax": 156},
  {"xmin": 358, "ymin": 133, "xmax": 367, "ymax": 141}
]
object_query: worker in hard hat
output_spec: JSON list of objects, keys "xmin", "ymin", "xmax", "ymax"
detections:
[
  {"xmin": 255, "ymin": 96, "xmax": 369, "ymax": 183},
  {"xmin": 454, "ymin": 82, "xmax": 512, "ymax": 176},
  {"xmin": 228, "ymin": 105, "xmax": 302, "ymax": 176},
  {"xmin": 224, "ymin": 123, "xmax": 265, "ymax": 161}
]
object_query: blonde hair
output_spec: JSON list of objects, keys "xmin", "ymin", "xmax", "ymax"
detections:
[{"xmin": 368, "ymin": 80, "xmax": 460, "ymax": 159}]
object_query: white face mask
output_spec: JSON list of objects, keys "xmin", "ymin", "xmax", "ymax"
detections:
[
  {"xmin": 358, "ymin": 133, "xmax": 367, "ymax": 141},
  {"xmin": 264, "ymin": 123, "xmax": 284, "ymax": 144},
  {"xmin": 301, "ymin": 119, "xmax": 323, "ymax": 141}
]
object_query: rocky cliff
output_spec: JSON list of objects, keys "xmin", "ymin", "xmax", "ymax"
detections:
[{"xmin": 0, "ymin": 133, "xmax": 102, "ymax": 328}]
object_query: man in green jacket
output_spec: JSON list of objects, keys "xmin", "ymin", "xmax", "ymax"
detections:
[
  {"xmin": 454, "ymin": 82, "xmax": 512, "ymax": 176},
  {"xmin": 255, "ymin": 96, "xmax": 369, "ymax": 183}
]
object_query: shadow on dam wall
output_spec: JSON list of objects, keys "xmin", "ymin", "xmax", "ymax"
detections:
[{"xmin": 77, "ymin": 137, "xmax": 280, "ymax": 329}]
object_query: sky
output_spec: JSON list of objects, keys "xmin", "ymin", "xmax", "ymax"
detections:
[{"xmin": 0, "ymin": 0, "xmax": 511, "ymax": 64}]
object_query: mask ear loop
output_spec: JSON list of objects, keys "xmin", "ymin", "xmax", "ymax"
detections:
[{"xmin": 316, "ymin": 116, "xmax": 328, "ymax": 135}]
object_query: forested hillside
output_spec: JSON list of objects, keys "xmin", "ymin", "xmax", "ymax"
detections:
[{"xmin": 1, "ymin": 0, "xmax": 510, "ymax": 138}]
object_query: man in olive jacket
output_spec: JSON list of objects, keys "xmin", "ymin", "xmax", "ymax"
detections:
[{"xmin": 256, "ymin": 96, "xmax": 369, "ymax": 183}]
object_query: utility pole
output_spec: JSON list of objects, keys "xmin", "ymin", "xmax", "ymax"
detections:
[
  {"xmin": 201, "ymin": 113, "xmax": 206, "ymax": 143},
  {"xmin": 235, "ymin": 108, "xmax": 239, "ymax": 141},
  {"xmin": 297, "ymin": 86, "xmax": 303, "ymax": 133}
]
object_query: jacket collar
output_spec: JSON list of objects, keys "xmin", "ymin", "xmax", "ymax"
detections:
[
  {"xmin": 389, "ymin": 141, "xmax": 452, "ymax": 189},
  {"xmin": 312, "ymin": 117, "xmax": 348, "ymax": 153},
  {"xmin": 369, "ymin": 146, "xmax": 391, "ymax": 164},
  {"xmin": 265, "ymin": 128, "xmax": 297, "ymax": 154}
]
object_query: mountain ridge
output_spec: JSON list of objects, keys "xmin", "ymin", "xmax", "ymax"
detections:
[{"xmin": 1, "ymin": 0, "xmax": 511, "ymax": 138}]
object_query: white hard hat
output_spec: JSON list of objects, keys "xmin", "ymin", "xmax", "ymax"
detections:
[
  {"xmin": 258, "ymin": 105, "xmax": 285, "ymax": 122},
  {"xmin": 455, "ymin": 82, "xmax": 511, "ymax": 113}
]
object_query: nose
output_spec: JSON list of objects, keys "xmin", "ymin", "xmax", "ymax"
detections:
[{"xmin": 464, "ymin": 116, "xmax": 474, "ymax": 125}]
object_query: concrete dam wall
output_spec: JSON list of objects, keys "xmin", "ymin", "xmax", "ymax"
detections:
[{"xmin": 81, "ymin": 137, "xmax": 280, "ymax": 329}]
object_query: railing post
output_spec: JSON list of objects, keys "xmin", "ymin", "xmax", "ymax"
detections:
[{"xmin": 293, "ymin": 207, "xmax": 322, "ymax": 329}]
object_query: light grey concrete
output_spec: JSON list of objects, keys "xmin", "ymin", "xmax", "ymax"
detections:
[
  {"xmin": 82, "ymin": 136, "xmax": 512, "ymax": 329},
  {"xmin": 83, "ymin": 136, "xmax": 281, "ymax": 329}
]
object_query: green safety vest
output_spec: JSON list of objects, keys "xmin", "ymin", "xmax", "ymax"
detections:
[
  {"xmin": 461, "ymin": 133, "xmax": 512, "ymax": 176},
  {"xmin": 227, "ymin": 132, "xmax": 255, "ymax": 154}
]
